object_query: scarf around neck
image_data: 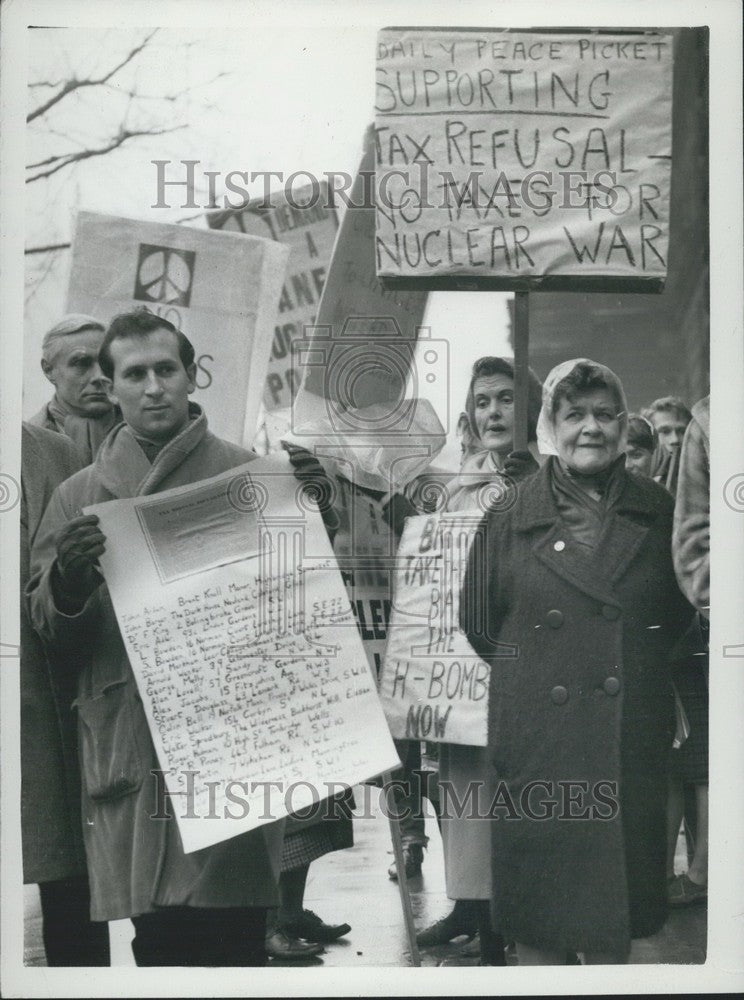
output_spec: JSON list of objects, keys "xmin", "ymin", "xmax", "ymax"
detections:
[
  {"xmin": 549, "ymin": 454, "xmax": 627, "ymax": 551},
  {"xmin": 47, "ymin": 395, "xmax": 118, "ymax": 465}
]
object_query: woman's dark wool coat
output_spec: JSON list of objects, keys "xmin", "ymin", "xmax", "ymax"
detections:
[{"xmin": 461, "ymin": 459, "xmax": 693, "ymax": 956}]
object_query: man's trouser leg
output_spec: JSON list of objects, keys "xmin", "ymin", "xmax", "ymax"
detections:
[
  {"xmin": 130, "ymin": 905, "xmax": 268, "ymax": 966},
  {"xmin": 391, "ymin": 739, "xmax": 428, "ymax": 852},
  {"xmin": 38, "ymin": 875, "xmax": 110, "ymax": 967}
]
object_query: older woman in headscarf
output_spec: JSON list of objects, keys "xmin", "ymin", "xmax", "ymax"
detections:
[
  {"xmin": 415, "ymin": 356, "xmax": 542, "ymax": 963},
  {"xmin": 461, "ymin": 359, "xmax": 694, "ymax": 964}
]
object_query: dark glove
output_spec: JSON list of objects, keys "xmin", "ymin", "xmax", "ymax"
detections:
[
  {"xmin": 53, "ymin": 514, "xmax": 105, "ymax": 607},
  {"xmin": 283, "ymin": 444, "xmax": 340, "ymax": 544},
  {"xmin": 381, "ymin": 492, "xmax": 417, "ymax": 538},
  {"xmin": 502, "ymin": 449, "xmax": 539, "ymax": 483}
]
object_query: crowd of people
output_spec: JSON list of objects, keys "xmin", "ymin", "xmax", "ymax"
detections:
[{"xmin": 20, "ymin": 309, "xmax": 709, "ymax": 967}]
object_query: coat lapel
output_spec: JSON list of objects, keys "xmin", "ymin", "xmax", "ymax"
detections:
[
  {"xmin": 600, "ymin": 474, "xmax": 661, "ymax": 585},
  {"xmin": 513, "ymin": 459, "xmax": 661, "ymax": 605}
]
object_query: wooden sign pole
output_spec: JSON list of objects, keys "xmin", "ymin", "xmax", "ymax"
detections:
[
  {"xmin": 512, "ymin": 290, "xmax": 530, "ymax": 453},
  {"xmin": 382, "ymin": 772, "xmax": 422, "ymax": 967}
]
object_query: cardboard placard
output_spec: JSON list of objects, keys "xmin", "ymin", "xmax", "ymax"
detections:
[
  {"xmin": 208, "ymin": 183, "xmax": 339, "ymax": 413},
  {"xmin": 380, "ymin": 511, "xmax": 509, "ymax": 746},
  {"xmin": 375, "ymin": 29, "xmax": 673, "ymax": 290},
  {"xmin": 67, "ymin": 211, "xmax": 288, "ymax": 446}
]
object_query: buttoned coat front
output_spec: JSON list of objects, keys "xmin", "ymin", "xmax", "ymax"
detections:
[
  {"xmin": 27, "ymin": 408, "xmax": 285, "ymax": 922},
  {"xmin": 461, "ymin": 458, "xmax": 693, "ymax": 957}
]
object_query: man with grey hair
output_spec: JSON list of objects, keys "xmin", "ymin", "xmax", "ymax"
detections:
[{"xmin": 29, "ymin": 314, "xmax": 118, "ymax": 463}]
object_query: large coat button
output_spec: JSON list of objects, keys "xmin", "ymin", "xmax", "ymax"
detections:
[
  {"xmin": 601, "ymin": 605, "xmax": 621, "ymax": 620},
  {"xmin": 550, "ymin": 685, "xmax": 568, "ymax": 705},
  {"xmin": 603, "ymin": 676, "xmax": 621, "ymax": 696},
  {"xmin": 546, "ymin": 609, "xmax": 564, "ymax": 628}
]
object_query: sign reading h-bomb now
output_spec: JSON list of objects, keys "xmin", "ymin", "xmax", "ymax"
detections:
[
  {"xmin": 375, "ymin": 29, "xmax": 673, "ymax": 289},
  {"xmin": 68, "ymin": 211, "xmax": 288, "ymax": 446},
  {"xmin": 208, "ymin": 184, "xmax": 338, "ymax": 413},
  {"xmin": 380, "ymin": 512, "xmax": 512, "ymax": 746}
]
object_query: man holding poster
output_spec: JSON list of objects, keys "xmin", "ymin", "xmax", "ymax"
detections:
[{"xmin": 26, "ymin": 307, "xmax": 301, "ymax": 967}]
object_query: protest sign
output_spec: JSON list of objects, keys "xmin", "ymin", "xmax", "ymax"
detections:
[
  {"xmin": 86, "ymin": 454, "xmax": 400, "ymax": 854},
  {"xmin": 332, "ymin": 476, "xmax": 397, "ymax": 679},
  {"xmin": 380, "ymin": 511, "xmax": 517, "ymax": 746},
  {"xmin": 67, "ymin": 211, "xmax": 289, "ymax": 446},
  {"xmin": 292, "ymin": 126, "xmax": 429, "ymax": 435},
  {"xmin": 375, "ymin": 29, "xmax": 673, "ymax": 290},
  {"xmin": 208, "ymin": 182, "xmax": 338, "ymax": 414},
  {"xmin": 286, "ymin": 130, "xmax": 436, "ymax": 684}
]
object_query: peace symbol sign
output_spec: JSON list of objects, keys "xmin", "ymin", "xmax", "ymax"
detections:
[{"xmin": 134, "ymin": 244, "xmax": 195, "ymax": 307}]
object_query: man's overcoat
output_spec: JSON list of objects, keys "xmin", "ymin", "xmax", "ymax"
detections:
[{"xmin": 27, "ymin": 407, "xmax": 284, "ymax": 921}]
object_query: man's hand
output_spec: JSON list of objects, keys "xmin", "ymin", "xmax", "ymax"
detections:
[
  {"xmin": 283, "ymin": 444, "xmax": 340, "ymax": 543},
  {"xmin": 503, "ymin": 450, "xmax": 539, "ymax": 483},
  {"xmin": 54, "ymin": 514, "xmax": 105, "ymax": 603}
]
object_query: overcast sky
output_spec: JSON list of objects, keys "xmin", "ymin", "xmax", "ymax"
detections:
[{"xmin": 23, "ymin": 22, "xmax": 511, "ymax": 463}]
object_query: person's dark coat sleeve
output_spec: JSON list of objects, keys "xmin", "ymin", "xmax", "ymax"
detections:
[{"xmin": 459, "ymin": 510, "xmax": 507, "ymax": 664}]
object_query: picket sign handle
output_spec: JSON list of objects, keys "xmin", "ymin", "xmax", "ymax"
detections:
[
  {"xmin": 381, "ymin": 771, "xmax": 422, "ymax": 967},
  {"xmin": 513, "ymin": 291, "xmax": 530, "ymax": 454}
]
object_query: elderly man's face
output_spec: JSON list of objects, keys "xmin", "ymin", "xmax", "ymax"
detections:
[{"xmin": 42, "ymin": 328, "xmax": 111, "ymax": 417}]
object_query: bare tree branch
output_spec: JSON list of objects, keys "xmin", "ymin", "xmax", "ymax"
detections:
[
  {"xmin": 25, "ymin": 242, "xmax": 71, "ymax": 255},
  {"xmin": 27, "ymin": 29, "xmax": 159, "ymax": 123},
  {"xmin": 26, "ymin": 123, "xmax": 186, "ymax": 182},
  {"xmin": 97, "ymin": 70, "xmax": 231, "ymax": 102}
]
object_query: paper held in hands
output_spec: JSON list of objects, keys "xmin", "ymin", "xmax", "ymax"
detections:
[{"xmin": 85, "ymin": 454, "xmax": 400, "ymax": 854}]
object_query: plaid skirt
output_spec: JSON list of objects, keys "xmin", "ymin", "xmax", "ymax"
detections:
[{"xmin": 280, "ymin": 791, "xmax": 354, "ymax": 873}]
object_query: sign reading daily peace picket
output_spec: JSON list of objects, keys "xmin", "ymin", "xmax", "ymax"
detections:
[
  {"xmin": 207, "ymin": 183, "xmax": 339, "ymax": 414},
  {"xmin": 374, "ymin": 29, "xmax": 674, "ymax": 290},
  {"xmin": 67, "ymin": 211, "xmax": 289, "ymax": 446}
]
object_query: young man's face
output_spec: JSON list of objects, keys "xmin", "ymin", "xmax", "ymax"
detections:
[
  {"xmin": 41, "ymin": 328, "xmax": 111, "ymax": 417},
  {"xmin": 108, "ymin": 327, "xmax": 195, "ymax": 442},
  {"xmin": 649, "ymin": 410, "xmax": 689, "ymax": 456}
]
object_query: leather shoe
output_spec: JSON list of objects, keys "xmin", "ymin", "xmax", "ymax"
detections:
[
  {"xmin": 265, "ymin": 930, "xmax": 323, "ymax": 960},
  {"xmin": 668, "ymin": 872, "xmax": 707, "ymax": 906},
  {"xmin": 283, "ymin": 909, "xmax": 351, "ymax": 943},
  {"xmin": 460, "ymin": 932, "xmax": 481, "ymax": 958},
  {"xmin": 388, "ymin": 844, "xmax": 423, "ymax": 880},
  {"xmin": 416, "ymin": 909, "xmax": 477, "ymax": 947}
]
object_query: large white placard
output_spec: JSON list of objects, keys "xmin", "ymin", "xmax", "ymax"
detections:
[
  {"xmin": 67, "ymin": 211, "xmax": 289, "ymax": 446},
  {"xmin": 208, "ymin": 183, "xmax": 339, "ymax": 413},
  {"xmin": 375, "ymin": 29, "xmax": 673, "ymax": 287},
  {"xmin": 86, "ymin": 455, "xmax": 400, "ymax": 853},
  {"xmin": 380, "ymin": 511, "xmax": 516, "ymax": 746}
]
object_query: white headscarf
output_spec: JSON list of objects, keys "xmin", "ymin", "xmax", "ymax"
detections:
[{"xmin": 536, "ymin": 358, "xmax": 629, "ymax": 458}]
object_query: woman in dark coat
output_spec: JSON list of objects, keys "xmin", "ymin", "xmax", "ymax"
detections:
[{"xmin": 461, "ymin": 359, "xmax": 693, "ymax": 964}]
